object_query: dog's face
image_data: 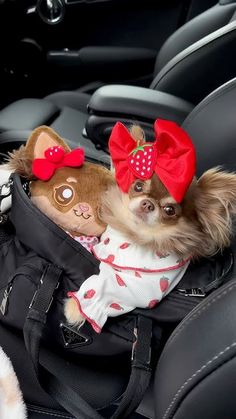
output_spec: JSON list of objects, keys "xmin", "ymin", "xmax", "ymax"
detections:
[
  {"xmin": 101, "ymin": 168, "xmax": 236, "ymax": 258},
  {"xmin": 128, "ymin": 177, "xmax": 187, "ymax": 226}
]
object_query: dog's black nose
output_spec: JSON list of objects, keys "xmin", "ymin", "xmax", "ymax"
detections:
[{"xmin": 140, "ymin": 199, "xmax": 155, "ymax": 213}]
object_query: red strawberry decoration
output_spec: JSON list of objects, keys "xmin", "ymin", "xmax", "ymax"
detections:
[
  {"xmin": 104, "ymin": 254, "xmax": 115, "ymax": 263},
  {"xmin": 45, "ymin": 146, "xmax": 65, "ymax": 163},
  {"xmin": 127, "ymin": 142, "xmax": 157, "ymax": 180},
  {"xmin": 160, "ymin": 277, "xmax": 169, "ymax": 292},
  {"xmin": 119, "ymin": 242, "xmax": 130, "ymax": 249},
  {"xmin": 148, "ymin": 299, "xmax": 159, "ymax": 309},
  {"xmin": 84, "ymin": 289, "xmax": 96, "ymax": 299},
  {"xmin": 110, "ymin": 303, "xmax": 123, "ymax": 310},
  {"xmin": 115, "ymin": 274, "xmax": 126, "ymax": 287}
]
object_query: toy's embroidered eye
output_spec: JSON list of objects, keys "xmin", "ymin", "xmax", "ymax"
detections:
[
  {"xmin": 163, "ymin": 205, "xmax": 176, "ymax": 216},
  {"xmin": 62, "ymin": 188, "xmax": 73, "ymax": 199},
  {"xmin": 54, "ymin": 185, "xmax": 75, "ymax": 206},
  {"xmin": 134, "ymin": 181, "xmax": 144, "ymax": 192}
]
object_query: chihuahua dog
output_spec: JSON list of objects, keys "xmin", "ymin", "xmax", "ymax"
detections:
[{"xmin": 65, "ymin": 119, "xmax": 236, "ymax": 333}]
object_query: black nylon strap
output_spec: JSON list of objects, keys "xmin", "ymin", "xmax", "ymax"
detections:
[
  {"xmin": 23, "ymin": 264, "xmax": 153, "ymax": 419},
  {"xmin": 42, "ymin": 315, "xmax": 153, "ymax": 419},
  {"xmin": 42, "ymin": 346, "xmax": 152, "ymax": 419},
  {"xmin": 112, "ymin": 316, "xmax": 153, "ymax": 419},
  {"xmin": 23, "ymin": 263, "xmax": 63, "ymax": 377},
  {"xmin": 45, "ymin": 374, "xmax": 103, "ymax": 419}
]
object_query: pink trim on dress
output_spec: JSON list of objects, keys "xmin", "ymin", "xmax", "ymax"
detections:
[
  {"xmin": 91, "ymin": 247, "xmax": 191, "ymax": 273},
  {"xmin": 67, "ymin": 292, "xmax": 101, "ymax": 333}
]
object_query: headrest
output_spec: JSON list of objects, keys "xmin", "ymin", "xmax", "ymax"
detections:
[{"xmin": 182, "ymin": 77, "xmax": 236, "ymax": 175}]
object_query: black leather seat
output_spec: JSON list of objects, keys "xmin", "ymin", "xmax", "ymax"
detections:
[
  {"xmin": 45, "ymin": 0, "xmax": 236, "ymax": 114},
  {"xmin": 1, "ymin": 1, "xmax": 236, "ymax": 161},
  {"xmin": 141, "ymin": 77, "xmax": 236, "ymax": 418}
]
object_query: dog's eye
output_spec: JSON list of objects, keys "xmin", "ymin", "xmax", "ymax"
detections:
[
  {"xmin": 163, "ymin": 205, "xmax": 176, "ymax": 216},
  {"xmin": 134, "ymin": 182, "xmax": 144, "ymax": 192}
]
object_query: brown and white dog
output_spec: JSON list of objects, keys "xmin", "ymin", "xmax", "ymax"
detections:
[
  {"xmin": 4, "ymin": 122, "xmax": 236, "ymax": 332},
  {"xmin": 64, "ymin": 120, "xmax": 236, "ymax": 332},
  {"xmin": 103, "ymin": 120, "xmax": 236, "ymax": 258},
  {"xmin": 101, "ymin": 164, "xmax": 236, "ymax": 259}
]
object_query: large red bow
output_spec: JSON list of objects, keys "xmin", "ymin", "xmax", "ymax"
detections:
[
  {"xmin": 108, "ymin": 119, "xmax": 196, "ymax": 203},
  {"xmin": 33, "ymin": 146, "xmax": 85, "ymax": 181}
]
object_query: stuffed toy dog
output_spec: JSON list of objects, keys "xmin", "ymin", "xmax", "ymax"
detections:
[{"xmin": 6, "ymin": 126, "xmax": 114, "ymax": 248}]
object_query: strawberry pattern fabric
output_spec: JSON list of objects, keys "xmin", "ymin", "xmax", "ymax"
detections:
[{"xmin": 68, "ymin": 227, "xmax": 190, "ymax": 333}]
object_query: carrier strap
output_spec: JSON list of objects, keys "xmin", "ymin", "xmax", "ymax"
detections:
[
  {"xmin": 24, "ymin": 263, "xmax": 62, "ymax": 378},
  {"xmin": 23, "ymin": 263, "xmax": 153, "ymax": 419}
]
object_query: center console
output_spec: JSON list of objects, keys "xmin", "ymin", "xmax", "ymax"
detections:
[{"xmin": 85, "ymin": 84, "xmax": 194, "ymax": 149}]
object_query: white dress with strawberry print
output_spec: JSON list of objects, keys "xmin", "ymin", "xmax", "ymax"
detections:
[{"xmin": 68, "ymin": 226, "xmax": 190, "ymax": 333}]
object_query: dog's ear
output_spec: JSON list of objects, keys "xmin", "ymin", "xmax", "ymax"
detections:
[
  {"xmin": 7, "ymin": 126, "xmax": 71, "ymax": 179},
  {"xmin": 196, "ymin": 167, "xmax": 236, "ymax": 252},
  {"xmin": 129, "ymin": 125, "xmax": 145, "ymax": 143}
]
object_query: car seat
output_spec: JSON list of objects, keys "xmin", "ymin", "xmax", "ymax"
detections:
[
  {"xmin": 3, "ymin": 0, "xmax": 234, "ymax": 159},
  {"xmin": 1, "ymin": 1, "xmax": 236, "ymax": 162},
  {"xmin": 44, "ymin": 0, "xmax": 236, "ymax": 112},
  {"xmin": 1, "ymin": 76, "xmax": 236, "ymax": 419}
]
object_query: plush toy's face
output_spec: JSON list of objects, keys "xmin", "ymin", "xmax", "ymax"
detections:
[
  {"xmin": 30, "ymin": 164, "xmax": 112, "ymax": 236},
  {"xmin": 8, "ymin": 126, "xmax": 114, "ymax": 237}
]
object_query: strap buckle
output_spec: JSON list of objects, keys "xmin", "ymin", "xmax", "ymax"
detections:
[
  {"xmin": 29, "ymin": 277, "xmax": 60, "ymax": 313},
  {"xmin": 29, "ymin": 290, "xmax": 54, "ymax": 313},
  {"xmin": 177, "ymin": 287, "xmax": 206, "ymax": 297}
]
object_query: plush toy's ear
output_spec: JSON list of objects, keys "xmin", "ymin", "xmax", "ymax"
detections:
[
  {"xmin": 7, "ymin": 126, "xmax": 71, "ymax": 179},
  {"xmin": 25, "ymin": 125, "xmax": 71, "ymax": 160}
]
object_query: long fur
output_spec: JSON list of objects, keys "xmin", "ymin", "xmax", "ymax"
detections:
[{"xmin": 101, "ymin": 167, "xmax": 236, "ymax": 259}]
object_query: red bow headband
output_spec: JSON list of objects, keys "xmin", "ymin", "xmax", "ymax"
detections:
[
  {"xmin": 108, "ymin": 119, "xmax": 196, "ymax": 203},
  {"xmin": 32, "ymin": 146, "xmax": 85, "ymax": 181}
]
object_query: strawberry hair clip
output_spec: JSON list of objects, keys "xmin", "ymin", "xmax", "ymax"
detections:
[{"xmin": 108, "ymin": 119, "xmax": 196, "ymax": 203}]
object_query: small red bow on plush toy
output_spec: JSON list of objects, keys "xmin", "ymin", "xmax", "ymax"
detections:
[
  {"xmin": 109, "ymin": 119, "xmax": 196, "ymax": 203},
  {"xmin": 33, "ymin": 146, "xmax": 85, "ymax": 180}
]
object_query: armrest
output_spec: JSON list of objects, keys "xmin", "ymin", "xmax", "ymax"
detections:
[
  {"xmin": 86, "ymin": 85, "xmax": 194, "ymax": 149},
  {"xmin": 0, "ymin": 130, "xmax": 32, "ymax": 154},
  {"xmin": 88, "ymin": 85, "xmax": 193, "ymax": 121},
  {"xmin": 0, "ymin": 99, "xmax": 59, "ymax": 132}
]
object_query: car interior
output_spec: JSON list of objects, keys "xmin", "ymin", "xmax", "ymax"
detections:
[{"xmin": 1, "ymin": 0, "xmax": 236, "ymax": 418}]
